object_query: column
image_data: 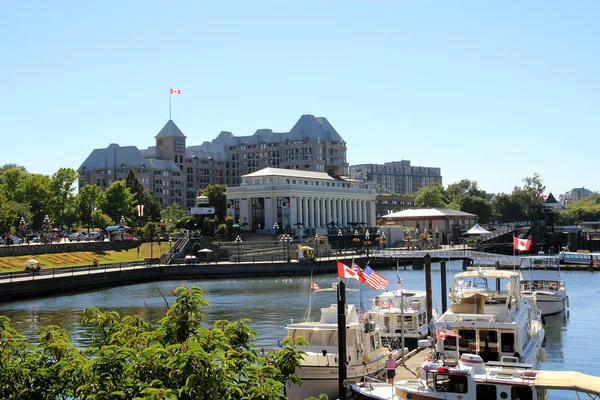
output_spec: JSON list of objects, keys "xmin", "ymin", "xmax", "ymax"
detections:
[
  {"xmin": 290, "ymin": 196, "xmax": 297, "ymax": 229},
  {"xmin": 369, "ymin": 199, "xmax": 376, "ymax": 227},
  {"xmin": 315, "ymin": 197, "xmax": 321, "ymax": 228},
  {"xmin": 333, "ymin": 198, "xmax": 338, "ymax": 227},
  {"xmin": 302, "ymin": 197, "xmax": 308, "ymax": 228},
  {"xmin": 264, "ymin": 197, "xmax": 274, "ymax": 231}
]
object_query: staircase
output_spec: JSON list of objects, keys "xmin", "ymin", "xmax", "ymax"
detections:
[
  {"xmin": 159, "ymin": 232, "xmax": 191, "ymax": 264},
  {"xmin": 480, "ymin": 226, "xmax": 515, "ymax": 242}
]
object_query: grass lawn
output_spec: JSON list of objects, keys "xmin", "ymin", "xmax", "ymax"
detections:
[{"xmin": 0, "ymin": 242, "xmax": 171, "ymax": 272}]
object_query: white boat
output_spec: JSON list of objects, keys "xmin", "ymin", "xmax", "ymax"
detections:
[
  {"xmin": 434, "ymin": 268, "xmax": 545, "ymax": 366},
  {"xmin": 519, "ymin": 255, "xmax": 569, "ymax": 316},
  {"xmin": 283, "ymin": 285, "xmax": 393, "ymax": 400},
  {"xmin": 349, "ymin": 352, "xmax": 600, "ymax": 399},
  {"xmin": 558, "ymin": 250, "xmax": 600, "ymax": 265},
  {"xmin": 370, "ymin": 285, "xmax": 431, "ymax": 350}
]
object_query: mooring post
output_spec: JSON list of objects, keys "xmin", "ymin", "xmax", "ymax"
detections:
[
  {"xmin": 337, "ymin": 280, "xmax": 347, "ymax": 399},
  {"xmin": 440, "ymin": 259, "xmax": 447, "ymax": 314},
  {"xmin": 424, "ymin": 254, "xmax": 433, "ymax": 332}
]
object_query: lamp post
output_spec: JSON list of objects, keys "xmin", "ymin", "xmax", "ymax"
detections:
[
  {"xmin": 354, "ymin": 229, "xmax": 359, "ymax": 254},
  {"xmin": 314, "ymin": 233, "xmax": 319, "ymax": 260},
  {"xmin": 273, "ymin": 222, "xmax": 279, "ymax": 236},
  {"xmin": 435, "ymin": 228, "xmax": 439, "ymax": 246},
  {"xmin": 365, "ymin": 229, "xmax": 370, "ymax": 258},
  {"xmin": 235, "ymin": 235, "xmax": 242, "ymax": 263},
  {"xmin": 338, "ymin": 229, "xmax": 343, "ymax": 255},
  {"xmin": 381, "ymin": 232, "xmax": 386, "ymax": 250},
  {"xmin": 120, "ymin": 215, "xmax": 125, "ymax": 226},
  {"xmin": 376, "ymin": 229, "xmax": 381, "ymax": 250},
  {"xmin": 43, "ymin": 215, "xmax": 50, "ymax": 244},
  {"xmin": 280, "ymin": 233, "xmax": 291, "ymax": 262}
]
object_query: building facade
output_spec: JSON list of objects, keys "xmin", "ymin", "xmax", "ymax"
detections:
[
  {"xmin": 375, "ymin": 194, "xmax": 415, "ymax": 221},
  {"xmin": 225, "ymin": 168, "xmax": 378, "ymax": 232},
  {"xmin": 349, "ymin": 160, "xmax": 442, "ymax": 194},
  {"xmin": 559, "ymin": 187, "xmax": 594, "ymax": 207},
  {"xmin": 78, "ymin": 115, "xmax": 348, "ymax": 210}
]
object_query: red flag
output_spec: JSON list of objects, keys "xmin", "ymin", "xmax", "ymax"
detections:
[
  {"xmin": 337, "ymin": 261, "xmax": 363, "ymax": 282},
  {"xmin": 513, "ymin": 236, "xmax": 532, "ymax": 251},
  {"xmin": 170, "ymin": 88, "xmax": 181, "ymax": 95},
  {"xmin": 311, "ymin": 282, "xmax": 320, "ymax": 290}
]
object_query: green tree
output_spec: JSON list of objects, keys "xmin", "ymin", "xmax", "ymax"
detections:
[
  {"xmin": 101, "ymin": 181, "xmax": 136, "ymax": 224},
  {"xmin": 446, "ymin": 179, "xmax": 486, "ymax": 203},
  {"xmin": 77, "ymin": 184, "xmax": 106, "ymax": 232},
  {"xmin": 0, "ymin": 163, "xmax": 27, "ymax": 175},
  {"xmin": 0, "ymin": 167, "xmax": 29, "ymax": 203},
  {"xmin": 92, "ymin": 209, "xmax": 113, "ymax": 230},
  {"xmin": 414, "ymin": 183, "xmax": 447, "ymax": 208},
  {"xmin": 23, "ymin": 173, "xmax": 52, "ymax": 229},
  {"xmin": 199, "ymin": 184, "xmax": 228, "ymax": 222},
  {"xmin": 460, "ymin": 195, "xmax": 493, "ymax": 223},
  {"xmin": 49, "ymin": 168, "xmax": 78, "ymax": 228},
  {"xmin": 161, "ymin": 204, "xmax": 187, "ymax": 230}
]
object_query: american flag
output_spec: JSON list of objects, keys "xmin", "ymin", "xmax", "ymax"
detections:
[
  {"xmin": 445, "ymin": 323, "xmax": 460, "ymax": 338},
  {"xmin": 363, "ymin": 265, "xmax": 390, "ymax": 290}
]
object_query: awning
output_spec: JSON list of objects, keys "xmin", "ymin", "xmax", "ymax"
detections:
[
  {"xmin": 24, "ymin": 259, "xmax": 38, "ymax": 266},
  {"xmin": 534, "ymin": 370, "xmax": 600, "ymax": 395},
  {"xmin": 198, "ymin": 248, "xmax": 214, "ymax": 253}
]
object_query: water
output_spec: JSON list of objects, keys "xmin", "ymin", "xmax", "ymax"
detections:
[{"xmin": 0, "ymin": 261, "xmax": 598, "ymax": 399}]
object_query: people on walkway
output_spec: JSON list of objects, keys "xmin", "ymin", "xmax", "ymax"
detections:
[{"xmin": 386, "ymin": 352, "xmax": 397, "ymax": 384}]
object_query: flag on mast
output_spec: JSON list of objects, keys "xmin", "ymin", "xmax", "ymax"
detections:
[
  {"xmin": 170, "ymin": 88, "xmax": 181, "ymax": 95},
  {"xmin": 513, "ymin": 236, "xmax": 532, "ymax": 251},
  {"xmin": 311, "ymin": 282, "xmax": 320, "ymax": 290}
]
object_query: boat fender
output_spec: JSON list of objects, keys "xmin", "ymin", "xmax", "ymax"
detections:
[
  {"xmin": 539, "ymin": 347, "xmax": 547, "ymax": 362},
  {"xmin": 566, "ymin": 296, "xmax": 570, "ymax": 307}
]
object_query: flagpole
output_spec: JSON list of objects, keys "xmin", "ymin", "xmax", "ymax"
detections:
[{"xmin": 169, "ymin": 87, "xmax": 172, "ymax": 120}]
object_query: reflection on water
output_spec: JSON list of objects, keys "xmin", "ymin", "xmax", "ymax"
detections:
[{"xmin": 0, "ymin": 263, "xmax": 599, "ymax": 398}]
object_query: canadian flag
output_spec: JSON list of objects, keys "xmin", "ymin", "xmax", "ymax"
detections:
[
  {"xmin": 337, "ymin": 261, "xmax": 363, "ymax": 282},
  {"xmin": 513, "ymin": 236, "xmax": 532, "ymax": 251},
  {"xmin": 170, "ymin": 88, "xmax": 181, "ymax": 95},
  {"xmin": 311, "ymin": 282, "xmax": 320, "ymax": 290}
]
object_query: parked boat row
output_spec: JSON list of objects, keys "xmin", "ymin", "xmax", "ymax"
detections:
[{"xmin": 283, "ymin": 255, "xmax": 578, "ymax": 399}]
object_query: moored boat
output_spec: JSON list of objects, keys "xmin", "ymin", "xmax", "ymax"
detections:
[
  {"xmin": 519, "ymin": 255, "xmax": 568, "ymax": 316},
  {"xmin": 434, "ymin": 268, "xmax": 545, "ymax": 365},
  {"xmin": 349, "ymin": 351, "xmax": 600, "ymax": 399},
  {"xmin": 369, "ymin": 285, "xmax": 430, "ymax": 351},
  {"xmin": 283, "ymin": 284, "xmax": 395, "ymax": 399}
]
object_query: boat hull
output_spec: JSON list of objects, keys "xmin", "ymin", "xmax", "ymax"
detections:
[
  {"xmin": 528, "ymin": 293, "xmax": 567, "ymax": 316},
  {"xmin": 286, "ymin": 359, "xmax": 386, "ymax": 399}
]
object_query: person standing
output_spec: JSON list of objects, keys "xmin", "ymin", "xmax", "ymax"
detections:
[{"xmin": 386, "ymin": 352, "xmax": 397, "ymax": 384}]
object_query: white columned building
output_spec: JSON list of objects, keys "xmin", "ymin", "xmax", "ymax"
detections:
[{"xmin": 226, "ymin": 168, "xmax": 378, "ymax": 234}]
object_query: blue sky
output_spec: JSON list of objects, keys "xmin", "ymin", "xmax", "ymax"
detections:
[{"xmin": 2, "ymin": 1, "xmax": 598, "ymax": 196}]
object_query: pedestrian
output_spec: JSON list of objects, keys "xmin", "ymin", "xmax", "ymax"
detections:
[{"xmin": 386, "ymin": 352, "xmax": 396, "ymax": 384}]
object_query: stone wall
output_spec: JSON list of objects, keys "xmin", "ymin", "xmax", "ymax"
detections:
[{"xmin": 0, "ymin": 241, "xmax": 140, "ymax": 257}]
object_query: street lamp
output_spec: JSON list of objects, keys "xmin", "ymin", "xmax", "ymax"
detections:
[
  {"xmin": 235, "ymin": 235, "xmax": 243, "ymax": 263},
  {"xmin": 365, "ymin": 230, "xmax": 370, "ymax": 258},
  {"xmin": 280, "ymin": 233, "xmax": 291, "ymax": 262},
  {"xmin": 120, "ymin": 215, "xmax": 125, "ymax": 226},
  {"xmin": 314, "ymin": 233, "xmax": 319, "ymax": 260},
  {"xmin": 381, "ymin": 232, "xmax": 386, "ymax": 250},
  {"xmin": 43, "ymin": 215, "xmax": 50, "ymax": 244},
  {"xmin": 354, "ymin": 229, "xmax": 359, "ymax": 253},
  {"xmin": 435, "ymin": 228, "xmax": 439, "ymax": 245},
  {"xmin": 273, "ymin": 222, "xmax": 279, "ymax": 236},
  {"xmin": 338, "ymin": 229, "xmax": 343, "ymax": 254}
]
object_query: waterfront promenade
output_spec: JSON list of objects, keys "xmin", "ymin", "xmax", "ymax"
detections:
[{"xmin": 1, "ymin": 248, "xmax": 594, "ymax": 303}]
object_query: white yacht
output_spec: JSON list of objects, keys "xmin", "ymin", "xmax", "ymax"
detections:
[
  {"xmin": 370, "ymin": 285, "xmax": 430, "ymax": 350},
  {"xmin": 519, "ymin": 255, "xmax": 568, "ymax": 316},
  {"xmin": 283, "ymin": 285, "xmax": 391, "ymax": 400},
  {"xmin": 434, "ymin": 268, "xmax": 545, "ymax": 365},
  {"xmin": 350, "ymin": 351, "xmax": 600, "ymax": 400}
]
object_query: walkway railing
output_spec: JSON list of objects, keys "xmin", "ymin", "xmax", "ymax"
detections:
[{"xmin": 374, "ymin": 249, "xmax": 521, "ymax": 266}]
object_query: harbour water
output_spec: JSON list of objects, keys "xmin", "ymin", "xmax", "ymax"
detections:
[{"xmin": 0, "ymin": 260, "xmax": 598, "ymax": 399}]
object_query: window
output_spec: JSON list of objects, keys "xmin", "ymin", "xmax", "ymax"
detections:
[{"xmin": 434, "ymin": 373, "xmax": 468, "ymax": 393}]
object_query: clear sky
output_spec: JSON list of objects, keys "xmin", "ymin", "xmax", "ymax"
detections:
[{"xmin": 2, "ymin": 1, "xmax": 598, "ymax": 196}]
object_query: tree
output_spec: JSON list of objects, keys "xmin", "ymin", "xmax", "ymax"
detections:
[
  {"xmin": 161, "ymin": 204, "xmax": 187, "ymax": 230},
  {"xmin": 460, "ymin": 195, "xmax": 493, "ymax": 223},
  {"xmin": 414, "ymin": 183, "xmax": 447, "ymax": 208},
  {"xmin": 0, "ymin": 163, "xmax": 27, "ymax": 175},
  {"xmin": 23, "ymin": 174, "xmax": 52, "ymax": 229},
  {"xmin": 446, "ymin": 179, "xmax": 486, "ymax": 203},
  {"xmin": 199, "ymin": 184, "xmax": 228, "ymax": 222},
  {"xmin": 92, "ymin": 210, "xmax": 113, "ymax": 229},
  {"xmin": 77, "ymin": 184, "xmax": 106, "ymax": 232},
  {"xmin": 0, "ymin": 286, "xmax": 305, "ymax": 399},
  {"xmin": 0, "ymin": 167, "xmax": 29, "ymax": 204},
  {"xmin": 49, "ymin": 168, "xmax": 78, "ymax": 228},
  {"xmin": 492, "ymin": 192, "xmax": 529, "ymax": 223},
  {"xmin": 101, "ymin": 181, "xmax": 136, "ymax": 224}
]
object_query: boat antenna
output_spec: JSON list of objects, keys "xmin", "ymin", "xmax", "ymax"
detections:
[{"xmin": 303, "ymin": 269, "xmax": 315, "ymax": 322}]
